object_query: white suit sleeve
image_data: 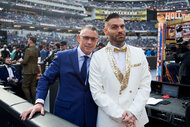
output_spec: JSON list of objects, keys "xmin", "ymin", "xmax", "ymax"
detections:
[
  {"xmin": 89, "ymin": 53, "xmax": 124, "ymax": 123},
  {"xmin": 128, "ymin": 49, "xmax": 151, "ymax": 120}
]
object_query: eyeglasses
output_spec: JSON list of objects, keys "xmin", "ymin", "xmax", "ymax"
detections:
[{"xmin": 80, "ymin": 36, "xmax": 98, "ymax": 42}]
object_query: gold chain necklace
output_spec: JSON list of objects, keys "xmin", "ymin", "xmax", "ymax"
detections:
[{"xmin": 105, "ymin": 42, "xmax": 131, "ymax": 94}]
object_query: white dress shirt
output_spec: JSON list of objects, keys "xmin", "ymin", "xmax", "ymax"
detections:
[
  {"xmin": 77, "ymin": 47, "xmax": 92, "ymax": 85},
  {"xmin": 110, "ymin": 44, "xmax": 127, "ymax": 75},
  {"xmin": 4, "ymin": 64, "xmax": 14, "ymax": 81},
  {"xmin": 77, "ymin": 47, "xmax": 92, "ymax": 73}
]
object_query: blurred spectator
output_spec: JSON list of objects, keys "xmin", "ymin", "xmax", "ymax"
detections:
[
  {"xmin": 19, "ymin": 36, "xmax": 39, "ymax": 104},
  {"xmin": 96, "ymin": 43, "xmax": 105, "ymax": 51},
  {"xmin": 40, "ymin": 45, "xmax": 49, "ymax": 62},
  {"xmin": 11, "ymin": 46, "xmax": 16, "ymax": 60},
  {"xmin": 1, "ymin": 45, "xmax": 10, "ymax": 60},
  {"xmin": 60, "ymin": 41, "xmax": 67, "ymax": 51},
  {"xmin": 146, "ymin": 49, "xmax": 152, "ymax": 56},
  {"xmin": 44, "ymin": 42, "xmax": 60, "ymax": 65},
  {"xmin": 48, "ymin": 46, "xmax": 53, "ymax": 57},
  {"xmin": 12, "ymin": 46, "xmax": 23, "ymax": 63},
  {"xmin": 0, "ymin": 57, "xmax": 23, "ymax": 97},
  {"xmin": 0, "ymin": 57, "xmax": 20, "ymax": 86},
  {"xmin": 177, "ymin": 41, "xmax": 190, "ymax": 84},
  {"xmin": 150, "ymin": 49, "xmax": 155, "ymax": 56}
]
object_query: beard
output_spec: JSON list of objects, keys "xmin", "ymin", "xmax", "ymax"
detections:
[
  {"xmin": 5, "ymin": 63, "xmax": 11, "ymax": 67},
  {"xmin": 110, "ymin": 33, "xmax": 126, "ymax": 44}
]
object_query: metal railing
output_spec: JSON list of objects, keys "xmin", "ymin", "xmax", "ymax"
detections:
[{"xmin": 0, "ymin": 88, "xmax": 78, "ymax": 127}]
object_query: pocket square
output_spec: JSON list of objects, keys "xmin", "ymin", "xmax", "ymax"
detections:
[{"xmin": 131, "ymin": 63, "xmax": 141, "ymax": 67}]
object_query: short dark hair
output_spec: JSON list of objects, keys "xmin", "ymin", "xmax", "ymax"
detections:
[
  {"xmin": 105, "ymin": 13, "xmax": 120, "ymax": 22},
  {"xmin": 60, "ymin": 41, "xmax": 67, "ymax": 46},
  {"xmin": 55, "ymin": 43, "xmax": 60, "ymax": 48},
  {"xmin": 29, "ymin": 36, "xmax": 37, "ymax": 44},
  {"xmin": 3, "ymin": 57, "xmax": 11, "ymax": 64},
  {"xmin": 98, "ymin": 43, "xmax": 104, "ymax": 47},
  {"xmin": 43, "ymin": 45, "xmax": 47, "ymax": 48},
  {"xmin": 5, "ymin": 57, "xmax": 11, "ymax": 60}
]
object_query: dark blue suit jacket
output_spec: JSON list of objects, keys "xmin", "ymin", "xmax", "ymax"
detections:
[
  {"xmin": 0, "ymin": 65, "xmax": 20, "ymax": 84},
  {"xmin": 36, "ymin": 47, "xmax": 97, "ymax": 127}
]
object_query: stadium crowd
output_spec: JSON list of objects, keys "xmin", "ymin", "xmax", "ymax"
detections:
[
  {"xmin": 86, "ymin": 1, "xmax": 187, "ymax": 10},
  {"xmin": 5, "ymin": 31, "xmax": 157, "ymax": 50},
  {"xmin": 0, "ymin": 11, "xmax": 157, "ymax": 31},
  {"xmin": 1, "ymin": 0, "xmax": 190, "ymax": 126}
]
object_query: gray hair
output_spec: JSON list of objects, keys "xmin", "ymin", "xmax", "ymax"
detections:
[{"xmin": 80, "ymin": 25, "xmax": 98, "ymax": 35}]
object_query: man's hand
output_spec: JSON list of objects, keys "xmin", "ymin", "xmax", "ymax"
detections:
[
  {"xmin": 8, "ymin": 77, "xmax": 13, "ymax": 81},
  {"xmin": 12, "ymin": 60, "xmax": 16, "ymax": 64},
  {"xmin": 17, "ymin": 58, "xmax": 23, "ymax": 63},
  {"xmin": 20, "ymin": 103, "xmax": 45, "ymax": 120},
  {"xmin": 14, "ymin": 79, "xmax": 18, "ymax": 83},
  {"xmin": 122, "ymin": 111, "xmax": 136, "ymax": 127}
]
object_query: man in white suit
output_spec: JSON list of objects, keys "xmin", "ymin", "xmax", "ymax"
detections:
[{"xmin": 89, "ymin": 13, "xmax": 151, "ymax": 127}]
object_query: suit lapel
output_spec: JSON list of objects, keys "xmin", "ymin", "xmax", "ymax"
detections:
[
  {"xmin": 11, "ymin": 67, "xmax": 16, "ymax": 78},
  {"xmin": 69, "ymin": 47, "xmax": 84, "ymax": 85},
  {"xmin": 3, "ymin": 65, "xmax": 9, "ymax": 77}
]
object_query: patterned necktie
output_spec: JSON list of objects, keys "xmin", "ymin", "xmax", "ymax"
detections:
[
  {"xmin": 81, "ymin": 56, "xmax": 89, "ymax": 82},
  {"xmin": 114, "ymin": 47, "xmax": 127, "ymax": 53}
]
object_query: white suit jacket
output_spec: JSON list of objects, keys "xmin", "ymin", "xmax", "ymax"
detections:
[{"xmin": 89, "ymin": 45, "xmax": 151, "ymax": 127}]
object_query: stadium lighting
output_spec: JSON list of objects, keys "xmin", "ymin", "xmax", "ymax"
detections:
[
  {"xmin": 29, "ymin": 26, "xmax": 35, "ymax": 29},
  {"xmin": 0, "ymin": 8, "xmax": 3, "ymax": 11},
  {"xmin": 14, "ymin": 25, "xmax": 21, "ymax": 28}
]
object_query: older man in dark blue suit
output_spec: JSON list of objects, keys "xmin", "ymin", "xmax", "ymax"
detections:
[
  {"xmin": 0, "ymin": 57, "xmax": 20, "ymax": 86},
  {"xmin": 20, "ymin": 25, "xmax": 99, "ymax": 127},
  {"xmin": 0, "ymin": 57, "xmax": 24, "ymax": 97}
]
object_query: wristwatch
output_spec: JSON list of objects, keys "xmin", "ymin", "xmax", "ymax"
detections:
[{"xmin": 35, "ymin": 102, "xmax": 44, "ymax": 106}]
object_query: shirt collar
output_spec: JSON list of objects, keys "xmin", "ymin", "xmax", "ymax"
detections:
[
  {"xmin": 77, "ymin": 46, "xmax": 92, "ymax": 58},
  {"xmin": 4, "ymin": 64, "xmax": 10, "ymax": 68}
]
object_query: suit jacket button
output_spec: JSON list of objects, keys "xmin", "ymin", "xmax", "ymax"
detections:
[{"xmin": 129, "ymin": 90, "xmax": 132, "ymax": 93}]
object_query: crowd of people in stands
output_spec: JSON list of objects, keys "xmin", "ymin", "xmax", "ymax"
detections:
[
  {"xmin": 5, "ymin": 31, "xmax": 157, "ymax": 51},
  {"xmin": 6, "ymin": 31, "xmax": 78, "ymax": 48},
  {"xmin": 125, "ymin": 21, "xmax": 156, "ymax": 31},
  {"xmin": 86, "ymin": 1, "xmax": 188, "ymax": 10},
  {"xmin": 1, "ymin": 0, "xmax": 84, "ymax": 15},
  {"xmin": 165, "ymin": 1, "xmax": 187, "ymax": 10},
  {"xmin": 87, "ymin": 1, "xmax": 142, "ymax": 8},
  {"xmin": 7, "ymin": 0, "xmax": 187, "ymax": 11},
  {"xmin": 0, "ymin": 11, "xmax": 157, "ymax": 31},
  {"xmin": 144, "ymin": 48, "xmax": 157, "ymax": 57}
]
